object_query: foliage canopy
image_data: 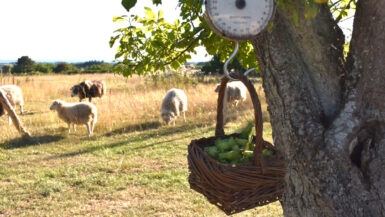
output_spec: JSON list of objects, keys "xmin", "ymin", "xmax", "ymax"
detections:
[{"xmin": 110, "ymin": 0, "xmax": 356, "ymax": 77}]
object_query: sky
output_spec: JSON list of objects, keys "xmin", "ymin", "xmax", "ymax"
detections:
[
  {"xmin": 0, "ymin": 0, "xmax": 210, "ymax": 62},
  {"xmin": 0, "ymin": 0, "xmax": 353, "ymax": 63}
]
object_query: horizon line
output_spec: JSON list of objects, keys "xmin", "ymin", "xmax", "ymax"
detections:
[{"xmin": 0, "ymin": 59, "xmax": 209, "ymax": 64}]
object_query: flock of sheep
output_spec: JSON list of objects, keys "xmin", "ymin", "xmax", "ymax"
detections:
[
  {"xmin": 0, "ymin": 78, "xmax": 248, "ymax": 137},
  {"xmin": 160, "ymin": 80, "xmax": 247, "ymax": 125}
]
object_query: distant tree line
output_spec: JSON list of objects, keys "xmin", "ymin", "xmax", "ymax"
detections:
[
  {"xmin": 2, "ymin": 55, "xmax": 259, "ymax": 76},
  {"xmin": 200, "ymin": 54, "xmax": 259, "ymax": 77},
  {"xmin": 2, "ymin": 56, "xmax": 114, "ymax": 75}
]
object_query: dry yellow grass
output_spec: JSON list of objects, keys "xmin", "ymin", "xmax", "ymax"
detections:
[
  {"xmin": 0, "ymin": 73, "xmax": 281, "ymax": 217},
  {"xmin": 0, "ymin": 73, "xmax": 267, "ymax": 140}
]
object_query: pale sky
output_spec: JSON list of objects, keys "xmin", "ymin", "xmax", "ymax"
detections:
[
  {"xmin": 0, "ymin": 0, "xmax": 352, "ymax": 63},
  {"xmin": 0, "ymin": 0, "xmax": 210, "ymax": 62}
]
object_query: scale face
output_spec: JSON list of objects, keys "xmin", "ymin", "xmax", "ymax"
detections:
[{"xmin": 205, "ymin": 0, "xmax": 276, "ymax": 40}]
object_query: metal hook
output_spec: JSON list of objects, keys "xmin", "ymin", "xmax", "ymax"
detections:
[{"xmin": 223, "ymin": 41, "xmax": 256, "ymax": 81}]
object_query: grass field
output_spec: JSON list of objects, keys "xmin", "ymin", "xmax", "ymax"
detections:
[{"xmin": 0, "ymin": 73, "xmax": 282, "ymax": 216}]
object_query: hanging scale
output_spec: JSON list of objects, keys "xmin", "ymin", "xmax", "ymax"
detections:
[{"xmin": 204, "ymin": 0, "xmax": 276, "ymax": 80}]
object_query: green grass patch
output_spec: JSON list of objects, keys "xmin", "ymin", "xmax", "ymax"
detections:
[{"xmin": 0, "ymin": 74, "xmax": 282, "ymax": 216}]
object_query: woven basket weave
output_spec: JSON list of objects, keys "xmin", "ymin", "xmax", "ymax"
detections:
[{"xmin": 188, "ymin": 72, "xmax": 286, "ymax": 215}]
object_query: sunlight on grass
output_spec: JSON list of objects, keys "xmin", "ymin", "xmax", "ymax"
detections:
[{"xmin": 0, "ymin": 73, "xmax": 281, "ymax": 216}]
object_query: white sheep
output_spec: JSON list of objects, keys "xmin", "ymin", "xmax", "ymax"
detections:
[
  {"xmin": 161, "ymin": 88, "xmax": 187, "ymax": 125},
  {"xmin": 49, "ymin": 99, "xmax": 97, "ymax": 137},
  {"xmin": 0, "ymin": 85, "xmax": 24, "ymax": 125},
  {"xmin": 215, "ymin": 81, "xmax": 247, "ymax": 107}
]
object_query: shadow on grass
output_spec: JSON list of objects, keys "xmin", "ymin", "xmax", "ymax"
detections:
[
  {"xmin": 40, "ymin": 121, "xmax": 214, "ymax": 161},
  {"xmin": 130, "ymin": 137, "xmax": 184, "ymax": 151},
  {"xmin": 103, "ymin": 121, "xmax": 162, "ymax": 137},
  {"xmin": 20, "ymin": 110, "xmax": 38, "ymax": 116},
  {"xmin": 0, "ymin": 135, "xmax": 65, "ymax": 149},
  {"xmin": 138, "ymin": 122, "xmax": 214, "ymax": 138},
  {"xmin": 102, "ymin": 120, "xmax": 210, "ymax": 138}
]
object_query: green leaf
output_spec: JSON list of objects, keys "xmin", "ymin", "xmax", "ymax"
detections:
[
  {"xmin": 292, "ymin": 10, "xmax": 299, "ymax": 26},
  {"xmin": 145, "ymin": 7, "xmax": 156, "ymax": 19},
  {"xmin": 170, "ymin": 60, "xmax": 181, "ymax": 70},
  {"xmin": 343, "ymin": 42, "xmax": 350, "ymax": 57},
  {"xmin": 151, "ymin": 40, "xmax": 163, "ymax": 48},
  {"xmin": 115, "ymin": 52, "xmax": 124, "ymax": 59},
  {"xmin": 158, "ymin": 10, "xmax": 164, "ymax": 18},
  {"xmin": 109, "ymin": 35, "xmax": 120, "ymax": 48},
  {"xmin": 113, "ymin": 16, "xmax": 126, "ymax": 22},
  {"xmin": 121, "ymin": 0, "xmax": 137, "ymax": 12},
  {"xmin": 305, "ymin": 2, "xmax": 319, "ymax": 19},
  {"xmin": 267, "ymin": 22, "xmax": 274, "ymax": 32}
]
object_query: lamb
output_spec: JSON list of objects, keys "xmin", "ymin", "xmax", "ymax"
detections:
[
  {"xmin": 0, "ymin": 85, "xmax": 24, "ymax": 125},
  {"xmin": 70, "ymin": 80, "xmax": 106, "ymax": 102},
  {"xmin": 215, "ymin": 81, "xmax": 247, "ymax": 107},
  {"xmin": 49, "ymin": 99, "xmax": 97, "ymax": 137},
  {"xmin": 161, "ymin": 88, "xmax": 187, "ymax": 125}
]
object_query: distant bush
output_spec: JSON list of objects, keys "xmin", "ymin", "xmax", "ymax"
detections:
[
  {"xmin": 12, "ymin": 56, "xmax": 36, "ymax": 74},
  {"xmin": 74, "ymin": 60, "xmax": 105, "ymax": 68},
  {"xmin": 201, "ymin": 54, "xmax": 244, "ymax": 75},
  {"xmin": 54, "ymin": 62, "xmax": 75, "ymax": 73},
  {"xmin": 146, "ymin": 72, "xmax": 199, "ymax": 89},
  {"xmin": 35, "ymin": 63, "xmax": 54, "ymax": 74},
  {"xmin": 201, "ymin": 54, "xmax": 260, "ymax": 77},
  {"xmin": 83, "ymin": 63, "xmax": 113, "ymax": 73},
  {"xmin": 1, "ymin": 64, "xmax": 12, "ymax": 74}
]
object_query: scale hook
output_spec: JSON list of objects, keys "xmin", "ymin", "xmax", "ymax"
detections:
[{"xmin": 223, "ymin": 41, "xmax": 256, "ymax": 81}]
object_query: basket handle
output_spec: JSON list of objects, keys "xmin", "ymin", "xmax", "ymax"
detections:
[{"xmin": 215, "ymin": 72, "xmax": 264, "ymax": 169}]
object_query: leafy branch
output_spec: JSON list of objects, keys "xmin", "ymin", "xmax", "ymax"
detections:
[
  {"xmin": 329, "ymin": 0, "xmax": 356, "ymax": 23},
  {"xmin": 110, "ymin": 0, "xmax": 258, "ymax": 77}
]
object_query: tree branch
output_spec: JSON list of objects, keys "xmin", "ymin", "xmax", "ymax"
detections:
[
  {"xmin": 345, "ymin": 0, "xmax": 385, "ymax": 112},
  {"xmin": 335, "ymin": 0, "xmax": 354, "ymax": 23},
  {"xmin": 164, "ymin": 38, "xmax": 200, "ymax": 66}
]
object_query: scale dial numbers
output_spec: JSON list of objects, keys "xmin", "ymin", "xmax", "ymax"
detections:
[{"xmin": 205, "ymin": 0, "xmax": 275, "ymax": 40}]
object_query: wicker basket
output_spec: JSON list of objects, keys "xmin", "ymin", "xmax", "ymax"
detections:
[{"xmin": 188, "ymin": 72, "xmax": 286, "ymax": 215}]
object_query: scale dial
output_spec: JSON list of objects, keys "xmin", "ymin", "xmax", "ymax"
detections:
[{"xmin": 204, "ymin": 0, "xmax": 275, "ymax": 40}]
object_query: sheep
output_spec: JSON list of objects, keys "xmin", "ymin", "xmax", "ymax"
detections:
[
  {"xmin": 215, "ymin": 81, "xmax": 247, "ymax": 107},
  {"xmin": 70, "ymin": 80, "xmax": 106, "ymax": 102},
  {"xmin": 161, "ymin": 88, "xmax": 187, "ymax": 126},
  {"xmin": 0, "ymin": 85, "xmax": 24, "ymax": 125},
  {"xmin": 215, "ymin": 81, "xmax": 247, "ymax": 126},
  {"xmin": 49, "ymin": 99, "xmax": 97, "ymax": 137}
]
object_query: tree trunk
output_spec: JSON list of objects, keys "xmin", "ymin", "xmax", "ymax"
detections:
[
  {"xmin": 251, "ymin": 0, "xmax": 385, "ymax": 216},
  {"xmin": 0, "ymin": 89, "xmax": 31, "ymax": 139}
]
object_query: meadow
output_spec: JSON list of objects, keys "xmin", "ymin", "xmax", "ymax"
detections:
[{"xmin": 0, "ymin": 73, "xmax": 282, "ymax": 216}]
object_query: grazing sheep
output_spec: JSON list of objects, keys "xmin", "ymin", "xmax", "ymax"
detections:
[
  {"xmin": 215, "ymin": 81, "xmax": 247, "ymax": 107},
  {"xmin": 50, "ymin": 100, "xmax": 97, "ymax": 137},
  {"xmin": 161, "ymin": 88, "xmax": 187, "ymax": 125},
  {"xmin": 70, "ymin": 80, "xmax": 106, "ymax": 102},
  {"xmin": 0, "ymin": 85, "xmax": 24, "ymax": 125}
]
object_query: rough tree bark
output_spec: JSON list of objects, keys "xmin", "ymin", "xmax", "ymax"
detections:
[{"xmin": 251, "ymin": 0, "xmax": 385, "ymax": 216}]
